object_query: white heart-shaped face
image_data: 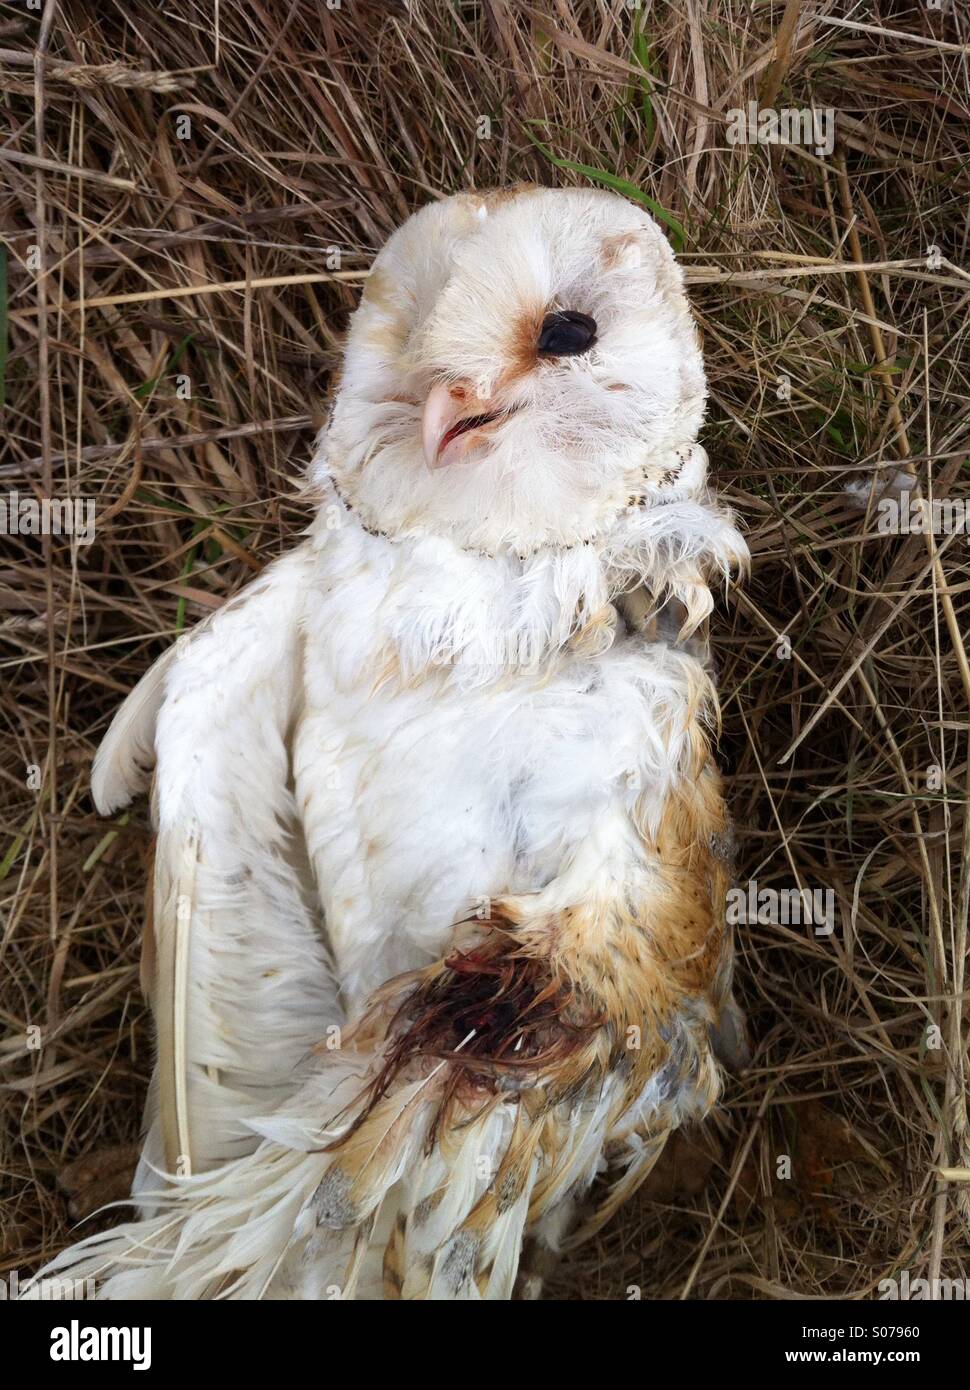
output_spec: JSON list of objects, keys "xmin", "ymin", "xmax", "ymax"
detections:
[{"xmin": 320, "ymin": 186, "xmax": 708, "ymax": 554}]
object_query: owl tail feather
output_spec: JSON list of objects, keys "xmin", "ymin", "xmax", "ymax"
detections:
[{"xmin": 27, "ymin": 920, "xmax": 627, "ymax": 1300}]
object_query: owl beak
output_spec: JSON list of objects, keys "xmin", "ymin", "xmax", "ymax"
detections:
[{"xmin": 421, "ymin": 380, "xmax": 509, "ymax": 470}]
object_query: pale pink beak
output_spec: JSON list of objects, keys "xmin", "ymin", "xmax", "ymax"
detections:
[{"xmin": 421, "ymin": 381, "xmax": 511, "ymax": 470}]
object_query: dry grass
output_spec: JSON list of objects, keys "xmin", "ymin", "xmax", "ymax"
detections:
[{"xmin": 2, "ymin": 0, "xmax": 969, "ymax": 1299}]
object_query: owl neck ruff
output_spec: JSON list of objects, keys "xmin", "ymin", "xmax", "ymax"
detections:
[
  {"xmin": 311, "ymin": 471, "xmax": 747, "ymax": 685},
  {"xmin": 321, "ymin": 433, "xmax": 714, "ymax": 559},
  {"xmin": 320, "ymin": 435, "xmax": 719, "ymax": 554}
]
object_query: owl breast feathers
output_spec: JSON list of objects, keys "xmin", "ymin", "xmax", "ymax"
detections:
[{"xmin": 37, "ymin": 186, "xmax": 748, "ymax": 1301}]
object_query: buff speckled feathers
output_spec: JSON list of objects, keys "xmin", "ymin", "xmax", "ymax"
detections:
[{"xmin": 34, "ymin": 186, "xmax": 748, "ymax": 1301}]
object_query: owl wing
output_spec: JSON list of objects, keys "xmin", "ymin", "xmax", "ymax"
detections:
[{"xmin": 92, "ymin": 547, "xmax": 343, "ymax": 1186}]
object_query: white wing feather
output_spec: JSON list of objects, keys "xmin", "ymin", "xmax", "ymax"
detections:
[
  {"xmin": 91, "ymin": 646, "xmax": 176, "ymax": 815},
  {"xmin": 96, "ymin": 547, "xmax": 344, "ymax": 1184}
]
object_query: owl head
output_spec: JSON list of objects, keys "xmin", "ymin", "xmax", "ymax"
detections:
[{"xmin": 316, "ymin": 186, "xmax": 714, "ymax": 557}]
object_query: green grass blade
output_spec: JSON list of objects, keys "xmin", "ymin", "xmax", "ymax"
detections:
[
  {"xmin": 524, "ymin": 128, "xmax": 685, "ymax": 250},
  {"xmin": 631, "ymin": 11, "xmax": 655, "ymax": 144}
]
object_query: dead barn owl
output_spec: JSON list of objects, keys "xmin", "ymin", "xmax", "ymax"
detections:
[{"xmin": 42, "ymin": 186, "xmax": 748, "ymax": 1300}]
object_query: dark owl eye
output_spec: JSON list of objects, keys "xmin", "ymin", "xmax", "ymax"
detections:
[{"xmin": 537, "ymin": 310, "xmax": 597, "ymax": 357}]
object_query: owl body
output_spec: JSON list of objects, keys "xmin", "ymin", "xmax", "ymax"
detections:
[
  {"xmin": 39, "ymin": 187, "xmax": 748, "ymax": 1299},
  {"xmin": 296, "ymin": 492, "xmax": 730, "ymax": 1009}
]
